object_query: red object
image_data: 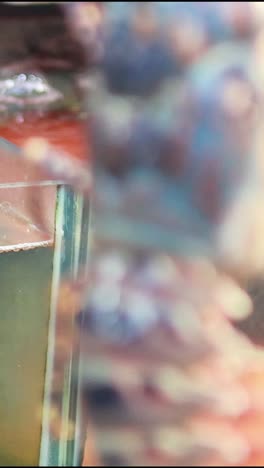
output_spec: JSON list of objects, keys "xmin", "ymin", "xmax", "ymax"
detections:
[{"xmin": 0, "ymin": 111, "xmax": 90, "ymax": 162}]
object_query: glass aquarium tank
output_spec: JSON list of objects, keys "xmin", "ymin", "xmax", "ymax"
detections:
[
  {"xmin": 0, "ymin": 139, "xmax": 89, "ymax": 467},
  {"xmin": 0, "ymin": 143, "xmax": 91, "ymax": 468}
]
